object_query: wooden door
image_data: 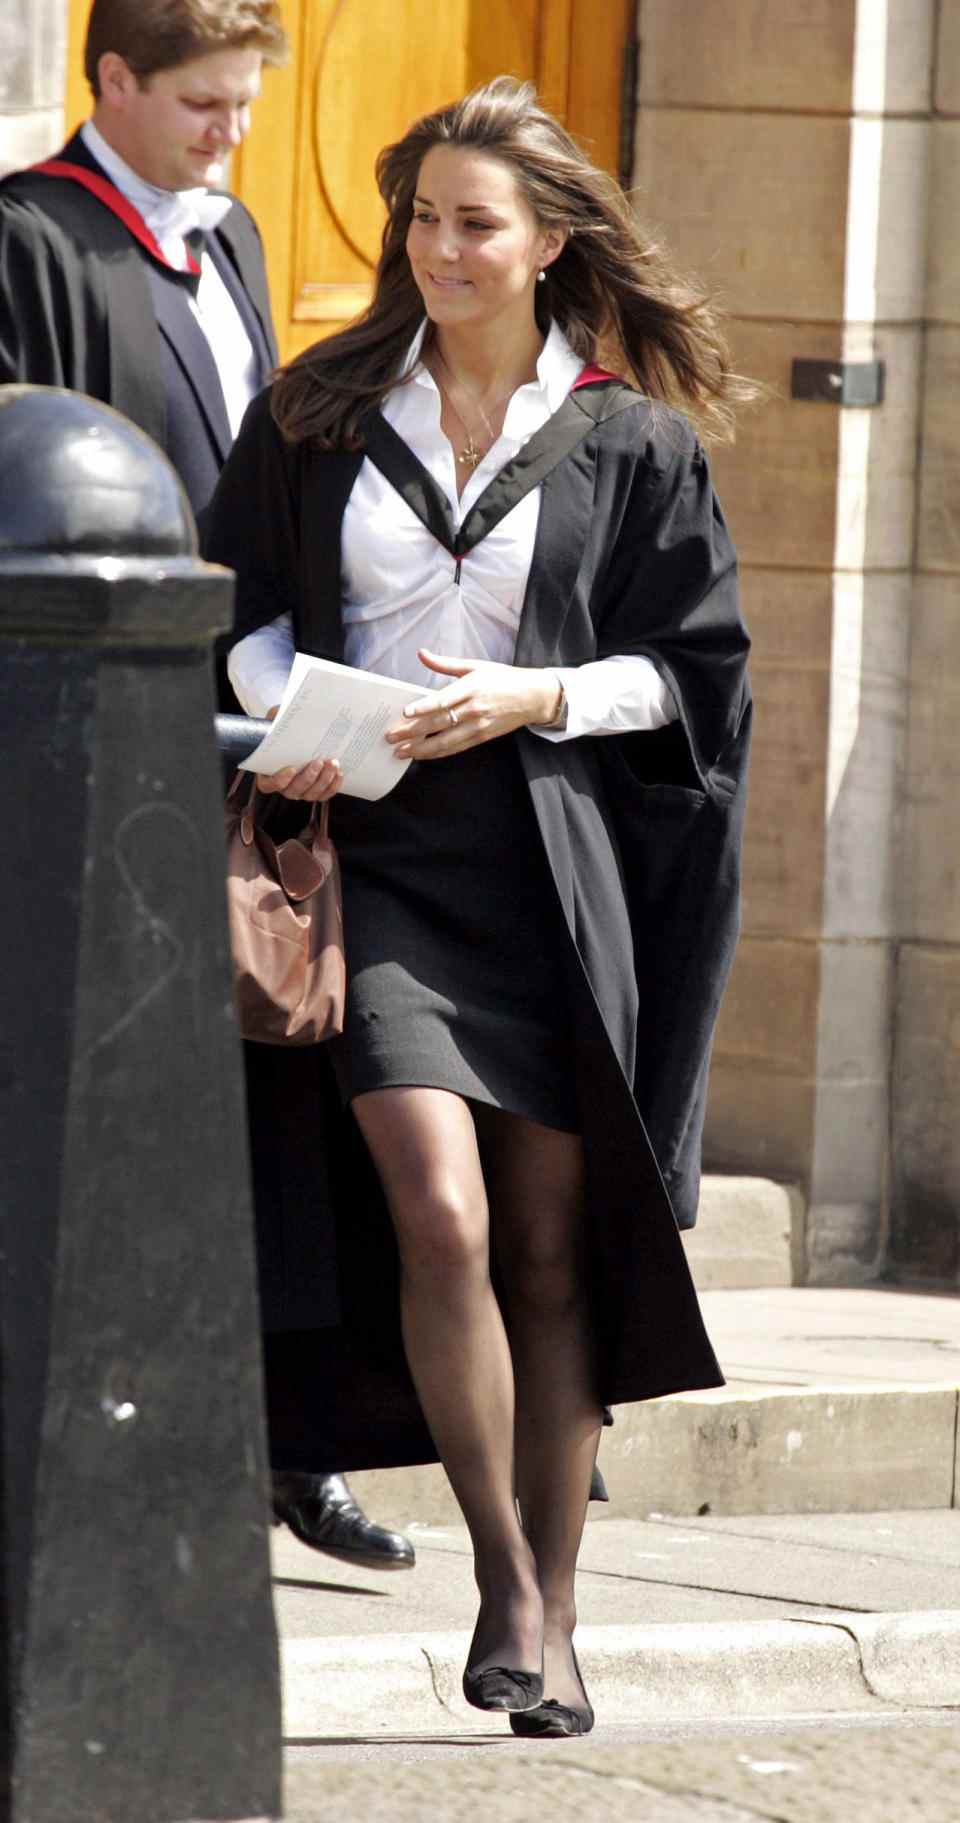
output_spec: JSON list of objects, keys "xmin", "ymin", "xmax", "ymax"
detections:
[
  {"xmin": 234, "ymin": 0, "xmax": 631, "ymax": 359},
  {"xmin": 66, "ymin": 0, "xmax": 631, "ymax": 362}
]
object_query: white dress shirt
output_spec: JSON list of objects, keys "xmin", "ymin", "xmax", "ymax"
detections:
[
  {"xmin": 81, "ymin": 122, "xmax": 260, "ymax": 440},
  {"xmin": 228, "ymin": 321, "xmax": 678, "ymax": 740}
]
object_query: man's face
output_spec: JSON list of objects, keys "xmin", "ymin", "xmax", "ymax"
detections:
[{"xmin": 96, "ymin": 46, "xmax": 263, "ymax": 192}]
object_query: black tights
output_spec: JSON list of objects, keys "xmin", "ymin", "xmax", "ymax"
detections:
[{"xmin": 352, "ymin": 1086, "xmax": 602, "ymax": 1706}]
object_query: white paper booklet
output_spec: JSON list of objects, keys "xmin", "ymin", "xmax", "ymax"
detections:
[{"xmin": 240, "ymin": 653, "xmax": 416, "ymax": 800}]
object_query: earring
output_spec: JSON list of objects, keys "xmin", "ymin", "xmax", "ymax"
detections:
[{"xmin": 537, "ymin": 269, "xmax": 547, "ymax": 283}]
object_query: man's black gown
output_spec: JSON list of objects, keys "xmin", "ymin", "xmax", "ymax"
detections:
[{"xmin": 0, "ymin": 130, "xmax": 277, "ymax": 521}]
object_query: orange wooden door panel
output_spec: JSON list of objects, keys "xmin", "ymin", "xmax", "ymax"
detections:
[{"xmin": 65, "ymin": 0, "xmax": 91, "ymax": 137}]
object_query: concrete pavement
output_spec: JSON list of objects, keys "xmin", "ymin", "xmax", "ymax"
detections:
[
  {"xmin": 284, "ymin": 1714, "xmax": 960, "ymax": 1821},
  {"xmin": 275, "ymin": 1508, "xmax": 960, "ymax": 1740},
  {"xmin": 259, "ymin": 1243, "xmax": 960, "ymax": 1823},
  {"xmin": 273, "ymin": 1277, "xmax": 960, "ymax": 1760}
]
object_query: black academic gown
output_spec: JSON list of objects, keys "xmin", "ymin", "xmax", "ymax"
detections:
[
  {"xmin": 203, "ymin": 376, "xmax": 752, "ymax": 1475},
  {"xmin": 0, "ymin": 132, "xmax": 277, "ymax": 521}
]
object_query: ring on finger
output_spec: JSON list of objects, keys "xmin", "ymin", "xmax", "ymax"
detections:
[{"xmin": 446, "ymin": 706, "xmax": 459, "ymax": 728}]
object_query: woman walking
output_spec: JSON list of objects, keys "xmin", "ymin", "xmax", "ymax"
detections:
[{"xmin": 205, "ymin": 76, "xmax": 751, "ymax": 1736}]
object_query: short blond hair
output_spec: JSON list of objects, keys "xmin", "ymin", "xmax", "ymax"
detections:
[{"xmin": 85, "ymin": 0, "xmax": 288, "ymax": 96}]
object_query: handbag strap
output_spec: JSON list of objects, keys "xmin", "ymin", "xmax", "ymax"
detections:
[{"xmin": 229, "ymin": 768, "xmax": 330, "ymax": 846}]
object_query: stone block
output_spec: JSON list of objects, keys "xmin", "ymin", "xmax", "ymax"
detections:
[
  {"xmin": 936, "ymin": 0, "xmax": 960, "ymax": 114},
  {"xmin": 891, "ymin": 944, "xmax": 960, "ymax": 1280},
  {"xmin": 281, "ymin": 1621, "xmax": 871, "ymax": 1736},
  {"xmin": 902, "ymin": 575, "xmax": 960, "ymax": 943},
  {"xmin": 821, "ymin": 574, "xmax": 910, "ymax": 940},
  {"xmin": 633, "ymin": 108, "xmax": 849, "ymax": 322},
  {"xmin": 633, "ymin": 109, "xmax": 927, "ymax": 326},
  {"xmin": 704, "ymin": 1057, "xmax": 816, "ymax": 1185},
  {"xmin": 806, "ymin": 1201, "xmax": 887, "ymax": 1285},
  {"xmin": 737, "ymin": 571, "xmax": 831, "ymax": 937},
  {"xmin": 804, "ymin": 942, "xmax": 895, "ymax": 1274},
  {"xmin": 352, "ymin": 1386, "xmax": 958, "ymax": 1526},
  {"xmin": 740, "ymin": 566, "xmax": 833, "ymax": 670},
  {"xmin": 814, "ymin": 939, "xmax": 894, "ymax": 1084},
  {"xmin": 711, "ymin": 322, "xmax": 921, "ymax": 573},
  {"xmin": 741, "ymin": 655, "xmax": 828, "ymax": 939},
  {"xmin": 349, "ymin": 1462, "xmax": 461, "ymax": 1529},
  {"xmin": 0, "ymin": 1, "xmax": 67, "ymax": 111},
  {"xmin": 0, "ymin": 107, "xmax": 61, "ymax": 175},
  {"xmin": 683, "ymin": 1177, "xmax": 803, "ymax": 1289},
  {"xmin": 713, "ymin": 936, "xmax": 820, "ymax": 1075},
  {"xmin": 601, "ymin": 1385, "xmax": 958, "ymax": 1516},
  {"xmin": 705, "ymin": 938, "xmax": 819, "ymax": 1183},
  {"xmin": 637, "ymin": 0, "xmax": 934, "ymax": 115},
  {"xmin": 842, "ymin": 119, "xmax": 930, "ymax": 325},
  {"xmin": 835, "ymin": 324, "xmax": 922, "ymax": 572},
  {"xmin": 858, "ymin": 0, "xmax": 938, "ymax": 114},
  {"xmin": 712, "ymin": 324, "xmax": 840, "ymax": 570},
  {"xmin": 638, "ymin": 0, "xmax": 857, "ymax": 113},
  {"xmin": 926, "ymin": 122, "xmax": 960, "ymax": 323},
  {"xmin": 852, "ymin": 1613, "xmax": 960, "ymax": 1708},
  {"xmin": 918, "ymin": 329, "xmax": 960, "ymax": 572}
]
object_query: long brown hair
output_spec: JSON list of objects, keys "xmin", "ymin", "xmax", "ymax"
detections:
[{"xmin": 273, "ymin": 76, "xmax": 750, "ymax": 449}]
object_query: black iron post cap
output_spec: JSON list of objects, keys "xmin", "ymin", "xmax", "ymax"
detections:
[
  {"xmin": 0, "ymin": 385, "xmax": 196, "ymax": 562},
  {"xmin": 0, "ymin": 387, "xmax": 233, "ymax": 642}
]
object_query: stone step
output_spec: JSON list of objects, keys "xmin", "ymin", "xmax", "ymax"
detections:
[
  {"xmin": 275, "ymin": 1510, "xmax": 960, "ymax": 1745},
  {"xmin": 281, "ymin": 1611, "xmax": 960, "ymax": 1740},
  {"xmin": 345, "ymin": 1286, "xmax": 960, "ymax": 1524},
  {"xmin": 350, "ymin": 1381, "xmax": 958, "ymax": 1526},
  {"xmin": 682, "ymin": 1175, "xmax": 803, "ymax": 1289}
]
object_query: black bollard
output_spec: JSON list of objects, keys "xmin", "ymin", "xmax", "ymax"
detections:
[{"xmin": 0, "ymin": 389, "xmax": 281, "ymax": 1823}]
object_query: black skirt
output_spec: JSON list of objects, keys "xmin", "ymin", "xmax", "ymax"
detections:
[{"xmin": 325, "ymin": 734, "xmax": 580, "ymax": 1134}]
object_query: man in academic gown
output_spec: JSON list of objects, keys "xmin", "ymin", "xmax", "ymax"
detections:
[{"xmin": 0, "ymin": 0, "xmax": 414, "ymax": 1573}]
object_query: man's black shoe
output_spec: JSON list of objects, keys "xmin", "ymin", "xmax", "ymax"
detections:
[{"xmin": 271, "ymin": 1471, "xmax": 416, "ymax": 1570}]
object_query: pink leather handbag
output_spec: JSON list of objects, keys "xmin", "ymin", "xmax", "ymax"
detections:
[{"xmin": 224, "ymin": 771, "xmax": 345, "ymax": 1045}]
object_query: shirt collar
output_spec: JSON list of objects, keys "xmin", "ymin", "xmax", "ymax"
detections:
[
  {"xmin": 403, "ymin": 318, "xmax": 583, "ymax": 412},
  {"xmin": 80, "ymin": 121, "xmax": 233, "ymax": 249}
]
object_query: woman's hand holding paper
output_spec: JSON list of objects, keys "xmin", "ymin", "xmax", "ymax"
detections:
[
  {"xmin": 386, "ymin": 649, "xmax": 563, "ymax": 759},
  {"xmin": 251, "ymin": 704, "xmax": 343, "ymax": 801}
]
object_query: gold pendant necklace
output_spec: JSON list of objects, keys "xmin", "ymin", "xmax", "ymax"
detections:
[
  {"xmin": 435, "ymin": 349, "xmax": 513, "ymax": 473},
  {"xmin": 457, "ymin": 433, "xmax": 484, "ymax": 470}
]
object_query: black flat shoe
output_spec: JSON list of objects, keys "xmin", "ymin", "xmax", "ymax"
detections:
[
  {"xmin": 462, "ymin": 1664, "xmax": 544, "ymax": 1713},
  {"xmin": 509, "ymin": 1647, "xmax": 594, "ymax": 1737}
]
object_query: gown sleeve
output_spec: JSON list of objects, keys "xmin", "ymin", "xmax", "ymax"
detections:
[
  {"xmin": 594, "ymin": 416, "xmax": 751, "ymax": 792},
  {"xmin": 0, "ymin": 198, "xmax": 72, "ymax": 386},
  {"xmin": 201, "ymin": 384, "xmax": 304, "ymax": 647}
]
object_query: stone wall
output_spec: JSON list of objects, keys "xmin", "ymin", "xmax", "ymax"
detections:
[
  {"xmin": 891, "ymin": 5, "xmax": 960, "ymax": 1280},
  {"xmin": 633, "ymin": 1, "xmax": 954, "ymax": 1282},
  {"xmin": 0, "ymin": 0, "xmax": 66, "ymax": 176}
]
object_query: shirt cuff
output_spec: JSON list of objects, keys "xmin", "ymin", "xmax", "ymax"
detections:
[
  {"xmin": 530, "ymin": 655, "xmax": 679, "ymax": 743},
  {"xmin": 227, "ymin": 614, "xmax": 294, "ymax": 718}
]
